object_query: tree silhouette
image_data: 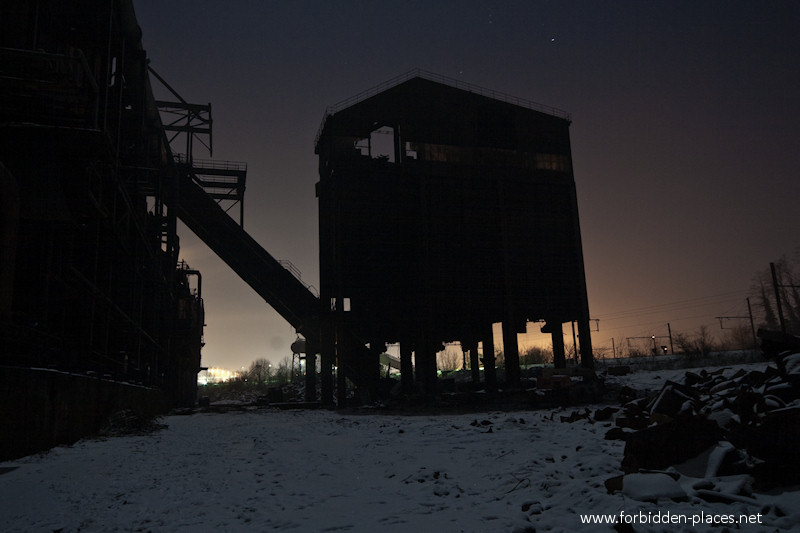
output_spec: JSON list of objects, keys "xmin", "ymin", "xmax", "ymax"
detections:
[{"xmin": 247, "ymin": 358, "xmax": 272, "ymax": 384}]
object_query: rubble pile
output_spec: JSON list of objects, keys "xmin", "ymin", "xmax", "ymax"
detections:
[
  {"xmin": 99, "ymin": 409, "xmax": 167, "ymax": 437},
  {"xmin": 599, "ymin": 332, "xmax": 800, "ymax": 507}
]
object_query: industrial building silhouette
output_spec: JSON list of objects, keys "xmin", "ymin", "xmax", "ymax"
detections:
[
  {"xmin": 1, "ymin": 0, "xmax": 206, "ymax": 458},
  {"xmin": 316, "ymin": 72, "xmax": 593, "ymax": 399},
  {"xmin": 1, "ymin": 0, "xmax": 594, "ymax": 457}
]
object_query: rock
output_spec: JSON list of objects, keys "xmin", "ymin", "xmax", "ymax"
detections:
[
  {"xmin": 615, "ymin": 415, "xmax": 648, "ymax": 431},
  {"xmin": 617, "ymin": 385, "xmax": 638, "ymax": 403},
  {"xmin": 709, "ymin": 379, "xmax": 738, "ymax": 394},
  {"xmin": 621, "ymin": 415, "xmax": 721, "ymax": 474},
  {"xmin": 695, "ymin": 489, "xmax": 757, "ymax": 505},
  {"xmin": 683, "ymin": 370, "xmax": 701, "ymax": 385},
  {"xmin": 674, "ymin": 441, "xmax": 749, "ymax": 478},
  {"xmin": 560, "ymin": 408, "xmax": 591, "ymax": 423},
  {"xmin": 607, "ymin": 365, "xmax": 631, "ymax": 376},
  {"xmin": 604, "ymin": 474, "xmax": 624, "ymax": 494},
  {"xmin": 621, "ymin": 472, "xmax": 687, "ymax": 502},
  {"xmin": 616, "ymin": 399, "xmax": 649, "ymax": 430},
  {"xmin": 604, "ymin": 427, "xmax": 628, "ymax": 441},
  {"xmin": 764, "ymin": 382, "xmax": 796, "ymax": 403},
  {"xmin": 741, "ymin": 406, "xmax": 800, "ymax": 489},
  {"xmin": 593, "ymin": 405, "xmax": 618, "ymax": 421},
  {"xmin": 705, "ymin": 407, "xmax": 737, "ymax": 429},
  {"xmin": 731, "ymin": 391, "xmax": 762, "ymax": 426},
  {"xmin": 784, "ymin": 352, "xmax": 800, "ymax": 376}
]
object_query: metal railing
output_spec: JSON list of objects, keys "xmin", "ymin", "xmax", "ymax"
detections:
[
  {"xmin": 172, "ymin": 154, "xmax": 247, "ymax": 172},
  {"xmin": 278, "ymin": 260, "xmax": 319, "ymax": 297}
]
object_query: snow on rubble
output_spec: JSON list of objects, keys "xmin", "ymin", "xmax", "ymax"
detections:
[{"xmin": 1, "ymin": 362, "xmax": 799, "ymax": 532}]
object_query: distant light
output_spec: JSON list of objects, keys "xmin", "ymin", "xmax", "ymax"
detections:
[{"xmin": 551, "ymin": 37, "xmax": 556, "ymax": 42}]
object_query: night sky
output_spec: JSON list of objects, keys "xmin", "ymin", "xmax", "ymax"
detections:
[{"xmin": 134, "ymin": 1, "xmax": 800, "ymax": 371}]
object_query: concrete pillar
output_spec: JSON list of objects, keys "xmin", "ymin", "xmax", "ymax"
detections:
[
  {"xmin": 549, "ymin": 322, "xmax": 567, "ymax": 369},
  {"xmin": 400, "ymin": 341, "xmax": 414, "ymax": 393},
  {"xmin": 368, "ymin": 340, "xmax": 385, "ymax": 385},
  {"xmin": 336, "ymin": 326, "xmax": 348, "ymax": 408},
  {"xmin": 578, "ymin": 319, "xmax": 594, "ymax": 369},
  {"xmin": 304, "ymin": 338, "xmax": 317, "ymax": 402},
  {"xmin": 502, "ymin": 320, "xmax": 521, "ymax": 387},
  {"xmin": 464, "ymin": 340, "xmax": 480, "ymax": 384},
  {"xmin": 482, "ymin": 325, "xmax": 497, "ymax": 392},
  {"xmin": 318, "ymin": 316, "xmax": 335, "ymax": 406},
  {"xmin": 336, "ymin": 352, "xmax": 348, "ymax": 407},
  {"xmin": 320, "ymin": 352, "xmax": 333, "ymax": 406},
  {"xmin": 427, "ymin": 343, "xmax": 439, "ymax": 393},
  {"xmin": 414, "ymin": 316, "xmax": 439, "ymax": 395},
  {"xmin": 415, "ymin": 342, "xmax": 437, "ymax": 395}
]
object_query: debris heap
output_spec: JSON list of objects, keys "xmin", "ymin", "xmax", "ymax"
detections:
[{"xmin": 601, "ymin": 331, "xmax": 800, "ymax": 505}]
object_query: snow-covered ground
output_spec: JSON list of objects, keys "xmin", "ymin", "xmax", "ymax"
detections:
[{"xmin": 1, "ymin": 363, "xmax": 798, "ymax": 532}]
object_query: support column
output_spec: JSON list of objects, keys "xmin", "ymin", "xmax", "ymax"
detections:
[
  {"xmin": 304, "ymin": 338, "xmax": 317, "ymax": 402},
  {"xmin": 414, "ymin": 342, "xmax": 437, "ymax": 395},
  {"xmin": 578, "ymin": 318, "xmax": 594, "ymax": 369},
  {"xmin": 482, "ymin": 324, "xmax": 497, "ymax": 392},
  {"xmin": 464, "ymin": 339, "xmax": 480, "ymax": 384},
  {"xmin": 369, "ymin": 342, "xmax": 384, "ymax": 379},
  {"xmin": 414, "ymin": 312, "xmax": 438, "ymax": 395},
  {"xmin": 336, "ymin": 355, "xmax": 347, "ymax": 407},
  {"xmin": 400, "ymin": 340, "xmax": 414, "ymax": 393},
  {"xmin": 335, "ymin": 321, "xmax": 347, "ymax": 408},
  {"xmin": 320, "ymin": 321, "xmax": 334, "ymax": 406},
  {"xmin": 571, "ymin": 321, "xmax": 578, "ymax": 365},
  {"xmin": 544, "ymin": 321, "xmax": 566, "ymax": 369},
  {"xmin": 502, "ymin": 320, "xmax": 521, "ymax": 387},
  {"xmin": 428, "ymin": 343, "xmax": 440, "ymax": 393},
  {"xmin": 368, "ymin": 341, "xmax": 385, "ymax": 401}
]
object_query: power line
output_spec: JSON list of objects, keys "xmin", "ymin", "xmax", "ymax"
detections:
[
  {"xmin": 592, "ymin": 289, "xmax": 754, "ymax": 337},
  {"xmin": 596, "ymin": 290, "xmax": 748, "ymax": 318},
  {"xmin": 600, "ymin": 310, "xmax": 744, "ymax": 335},
  {"xmin": 595, "ymin": 290, "xmax": 749, "ymax": 324}
]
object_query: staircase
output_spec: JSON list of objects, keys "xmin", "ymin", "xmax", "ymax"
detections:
[
  {"xmin": 171, "ymin": 167, "xmax": 321, "ymax": 344},
  {"xmin": 170, "ymin": 164, "xmax": 380, "ymax": 401}
]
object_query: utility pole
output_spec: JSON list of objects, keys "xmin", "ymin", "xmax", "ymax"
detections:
[
  {"xmin": 667, "ymin": 323, "xmax": 674, "ymax": 354},
  {"xmin": 747, "ymin": 297, "xmax": 757, "ymax": 350},
  {"xmin": 571, "ymin": 321, "xmax": 578, "ymax": 365},
  {"xmin": 716, "ymin": 297, "xmax": 759, "ymax": 352},
  {"xmin": 626, "ymin": 335, "xmax": 670, "ymax": 356},
  {"xmin": 769, "ymin": 261, "xmax": 800, "ymax": 335},
  {"xmin": 771, "ymin": 262, "xmax": 787, "ymax": 334}
]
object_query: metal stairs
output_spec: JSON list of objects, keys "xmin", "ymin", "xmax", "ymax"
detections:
[
  {"xmin": 171, "ymin": 168, "xmax": 377, "ymax": 400},
  {"xmin": 171, "ymin": 168, "xmax": 321, "ymax": 343}
]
